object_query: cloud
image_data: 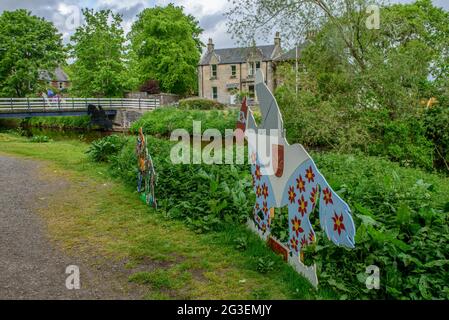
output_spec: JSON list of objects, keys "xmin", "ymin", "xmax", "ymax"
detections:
[{"xmin": 1, "ymin": 0, "xmax": 447, "ymax": 50}]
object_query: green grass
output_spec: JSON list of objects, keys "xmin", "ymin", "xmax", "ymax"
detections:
[
  {"xmin": 3, "ymin": 131, "xmax": 448, "ymax": 299},
  {"xmin": 0, "ymin": 133, "xmax": 330, "ymax": 300}
]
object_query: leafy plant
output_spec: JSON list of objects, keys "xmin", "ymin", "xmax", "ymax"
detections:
[
  {"xmin": 256, "ymin": 258, "xmax": 275, "ymax": 274},
  {"xmin": 86, "ymin": 134, "xmax": 127, "ymax": 162}
]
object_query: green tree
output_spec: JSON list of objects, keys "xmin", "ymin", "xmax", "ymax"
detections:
[
  {"xmin": 0, "ymin": 10, "xmax": 64, "ymax": 97},
  {"xmin": 128, "ymin": 4, "xmax": 203, "ymax": 95},
  {"xmin": 69, "ymin": 9, "xmax": 126, "ymax": 97}
]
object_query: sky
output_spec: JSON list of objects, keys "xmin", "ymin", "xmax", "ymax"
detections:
[{"xmin": 1, "ymin": 0, "xmax": 448, "ymax": 53}]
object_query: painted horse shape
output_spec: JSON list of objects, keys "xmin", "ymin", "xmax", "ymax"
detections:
[{"xmin": 239, "ymin": 70, "xmax": 356, "ymax": 286}]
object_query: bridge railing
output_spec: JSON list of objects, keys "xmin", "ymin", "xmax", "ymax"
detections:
[{"xmin": 0, "ymin": 97, "xmax": 160, "ymax": 113}]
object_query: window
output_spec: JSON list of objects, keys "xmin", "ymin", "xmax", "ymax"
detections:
[
  {"xmin": 59, "ymin": 82, "xmax": 63, "ymax": 89},
  {"xmin": 248, "ymin": 85, "xmax": 255, "ymax": 98},
  {"xmin": 211, "ymin": 64, "xmax": 217, "ymax": 78},
  {"xmin": 248, "ymin": 61, "xmax": 261, "ymax": 77},
  {"xmin": 212, "ymin": 87, "xmax": 218, "ymax": 100},
  {"xmin": 231, "ymin": 65, "xmax": 236, "ymax": 78}
]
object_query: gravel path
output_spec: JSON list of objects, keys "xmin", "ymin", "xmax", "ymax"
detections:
[{"xmin": 0, "ymin": 155, "xmax": 134, "ymax": 300}]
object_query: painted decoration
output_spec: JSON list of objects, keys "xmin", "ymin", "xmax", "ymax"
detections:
[
  {"xmin": 136, "ymin": 127, "xmax": 157, "ymax": 209},
  {"xmin": 238, "ymin": 70, "xmax": 356, "ymax": 287}
]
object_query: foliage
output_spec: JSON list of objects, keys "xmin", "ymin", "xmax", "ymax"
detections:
[
  {"xmin": 29, "ymin": 135, "xmax": 52, "ymax": 143},
  {"xmin": 130, "ymin": 107, "xmax": 238, "ymax": 137},
  {"xmin": 256, "ymin": 257, "xmax": 276, "ymax": 274},
  {"xmin": 127, "ymin": 4, "xmax": 203, "ymax": 95},
  {"xmin": 86, "ymin": 134, "xmax": 127, "ymax": 162},
  {"xmin": 139, "ymin": 79, "xmax": 160, "ymax": 94},
  {"xmin": 28, "ymin": 116, "xmax": 91, "ymax": 129},
  {"xmin": 68, "ymin": 9, "xmax": 127, "ymax": 97},
  {"xmin": 178, "ymin": 98, "xmax": 226, "ymax": 110},
  {"xmin": 89, "ymin": 132, "xmax": 449, "ymax": 299},
  {"xmin": 424, "ymin": 105, "xmax": 449, "ymax": 172},
  {"xmin": 270, "ymin": 0, "xmax": 449, "ymax": 173},
  {"xmin": 0, "ymin": 9, "xmax": 65, "ymax": 97}
]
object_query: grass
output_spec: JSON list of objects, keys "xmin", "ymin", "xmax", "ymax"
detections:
[{"xmin": 0, "ymin": 133, "xmax": 332, "ymax": 300}]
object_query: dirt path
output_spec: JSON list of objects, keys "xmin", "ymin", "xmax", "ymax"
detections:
[{"xmin": 0, "ymin": 155, "xmax": 136, "ymax": 300}]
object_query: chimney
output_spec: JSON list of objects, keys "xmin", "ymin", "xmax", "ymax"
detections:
[
  {"xmin": 207, "ymin": 38, "xmax": 214, "ymax": 53},
  {"xmin": 274, "ymin": 32, "xmax": 281, "ymax": 47}
]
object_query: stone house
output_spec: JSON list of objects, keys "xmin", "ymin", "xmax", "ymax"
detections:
[
  {"xmin": 198, "ymin": 33, "xmax": 298, "ymax": 105},
  {"xmin": 39, "ymin": 67, "xmax": 71, "ymax": 91}
]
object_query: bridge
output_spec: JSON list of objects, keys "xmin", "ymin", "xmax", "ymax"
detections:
[
  {"xmin": 0, "ymin": 97, "xmax": 160, "ymax": 130},
  {"xmin": 0, "ymin": 97, "xmax": 159, "ymax": 118}
]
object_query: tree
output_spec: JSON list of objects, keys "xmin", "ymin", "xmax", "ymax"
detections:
[
  {"xmin": 0, "ymin": 10, "xmax": 64, "ymax": 97},
  {"xmin": 69, "ymin": 9, "xmax": 127, "ymax": 97},
  {"xmin": 128, "ymin": 4, "xmax": 203, "ymax": 95}
]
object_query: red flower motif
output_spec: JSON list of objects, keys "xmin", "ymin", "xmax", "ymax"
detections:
[
  {"xmin": 288, "ymin": 186, "xmax": 296, "ymax": 204},
  {"xmin": 308, "ymin": 231, "xmax": 315, "ymax": 243},
  {"xmin": 291, "ymin": 216, "xmax": 304, "ymax": 237},
  {"xmin": 305, "ymin": 166, "xmax": 315, "ymax": 183},
  {"xmin": 255, "ymin": 165, "xmax": 262, "ymax": 180},
  {"xmin": 262, "ymin": 183, "xmax": 269, "ymax": 199},
  {"xmin": 251, "ymin": 174, "xmax": 255, "ymax": 187},
  {"xmin": 256, "ymin": 185, "xmax": 262, "ymax": 198},
  {"xmin": 300, "ymin": 235, "xmax": 308, "ymax": 248},
  {"xmin": 290, "ymin": 237, "xmax": 299, "ymax": 252},
  {"xmin": 332, "ymin": 212, "xmax": 346, "ymax": 235},
  {"xmin": 262, "ymin": 201, "xmax": 269, "ymax": 216},
  {"xmin": 261, "ymin": 222, "xmax": 267, "ymax": 232},
  {"xmin": 255, "ymin": 215, "xmax": 261, "ymax": 223},
  {"xmin": 323, "ymin": 188, "xmax": 333, "ymax": 205},
  {"xmin": 296, "ymin": 175, "xmax": 306, "ymax": 193},
  {"xmin": 310, "ymin": 186, "xmax": 318, "ymax": 207},
  {"xmin": 298, "ymin": 195, "xmax": 308, "ymax": 216},
  {"xmin": 255, "ymin": 202, "xmax": 260, "ymax": 211}
]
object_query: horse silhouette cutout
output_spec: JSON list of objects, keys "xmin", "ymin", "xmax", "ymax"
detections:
[{"xmin": 238, "ymin": 70, "xmax": 355, "ymax": 286}]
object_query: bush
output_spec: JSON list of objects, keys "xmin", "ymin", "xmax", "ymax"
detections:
[
  {"xmin": 28, "ymin": 116, "xmax": 91, "ymax": 129},
  {"xmin": 178, "ymin": 98, "xmax": 226, "ymax": 110},
  {"xmin": 108, "ymin": 135, "xmax": 254, "ymax": 233},
  {"xmin": 86, "ymin": 134, "xmax": 128, "ymax": 162},
  {"xmin": 90, "ymin": 132, "xmax": 449, "ymax": 299},
  {"xmin": 130, "ymin": 107, "xmax": 238, "ymax": 137},
  {"xmin": 140, "ymin": 79, "xmax": 160, "ymax": 94},
  {"xmin": 424, "ymin": 105, "xmax": 449, "ymax": 172}
]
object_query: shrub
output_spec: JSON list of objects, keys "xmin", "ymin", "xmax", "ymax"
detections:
[
  {"xmin": 140, "ymin": 79, "xmax": 160, "ymax": 94},
  {"xmin": 424, "ymin": 105, "xmax": 449, "ymax": 172},
  {"xmin": 130, "ymin": 107, "xmax": 238, "ymax": 137},
  {"xmin": 178, "ymin": 98, "xmax": 226, "ymax": 110},
  {"xmin": 91, "ymin": 134, "xmax": 449, "ymax": 299},
  {"xmin": 86, "ymin": 134, "xmax": 128, "ymax": 162},
  {"xmin": 28, "ymin": 116, "xmax": 91, "ymax": 129}
]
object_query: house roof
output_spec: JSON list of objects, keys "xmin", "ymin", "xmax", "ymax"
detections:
[
  {"xmin": 199, "ymin": 44, "xmax": 277, "ymax": 66},
  {"xmin": 273, "ymin": 44, "xmax": 307, "ymax": 62},
  {"xmin": 39, "ymin": 67, "xmax": 69, "ymax": 82}
]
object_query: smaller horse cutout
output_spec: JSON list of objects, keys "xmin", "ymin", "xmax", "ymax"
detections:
[
  {"xmin": 237, "ymin": 70, "xmax": 356, "ymax": 287},
  {"xmin": 136, "ymin": 127, "xmax": 157, "ymax": 209}
]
